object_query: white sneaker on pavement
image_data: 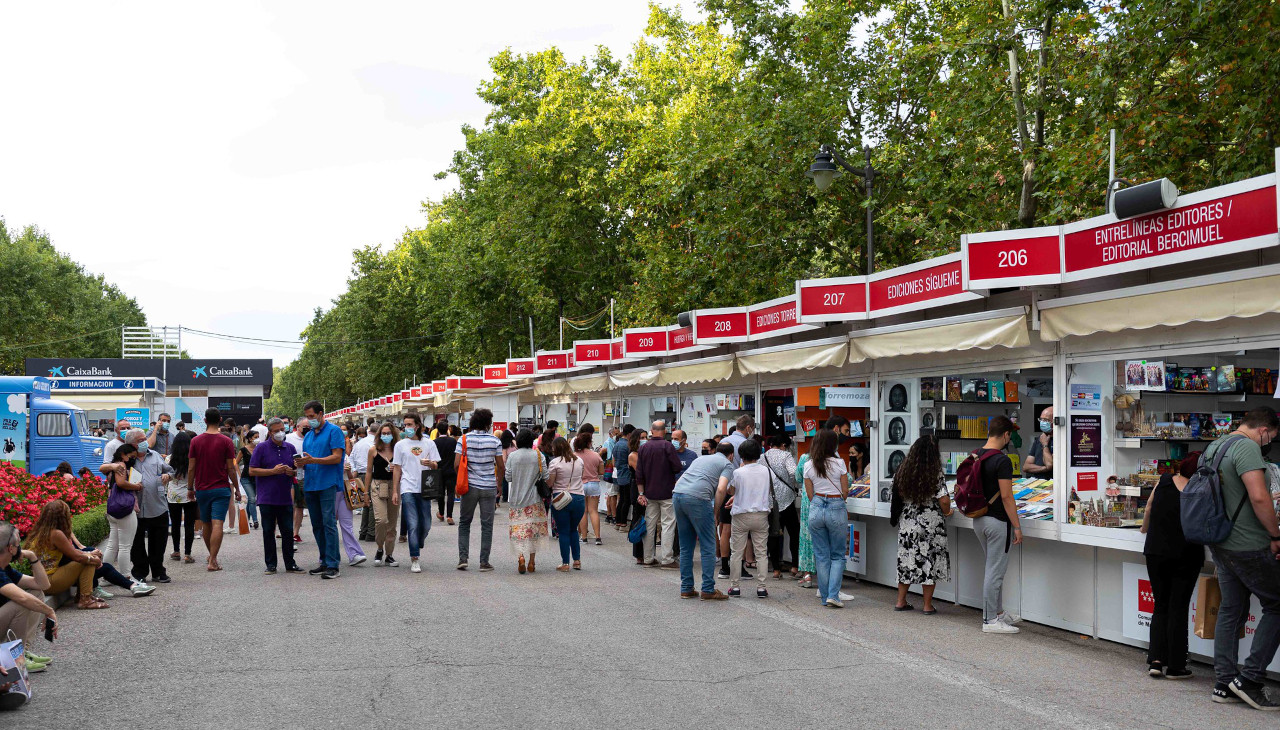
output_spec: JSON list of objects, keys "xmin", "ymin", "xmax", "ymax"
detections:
[
  {"xmin": 349, "ymin": 555, "xmax": 367, "ymax": 567},
  {"xmin": 983, "ymin": 620, "xmax": 1019, "ymax": 634},
  {"xmin": 411, "ymin": 560, "xmax": 422, "ymax": 573},
  {"xmin": 998, "ymin": 612, "xmax": 1022, "ymax": 625}
]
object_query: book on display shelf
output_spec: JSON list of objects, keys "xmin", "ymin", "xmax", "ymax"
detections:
[
  {"xmin": 1004, "ymin": 380, "xmax": 1019, "ymax": 403},
  {"xmin": 920, "ymin": 377, "xmax": 944, "ymax": 402},
  {"xmin": 988, "ymin": 380, "xmax": 1005, "ymax": 403},
  {"xmin": 946, "ymin": 378, "xmax": 963, "ymax": 402},
  {"xmin": 961, "ymin": 380, "xmax": 977, "ymax": 402}
]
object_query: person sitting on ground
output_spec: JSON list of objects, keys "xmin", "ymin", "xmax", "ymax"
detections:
[
  {"xmin": 53, "ymin": 462, "xmax": 75, "ymax": 481},
  {"xmin": 0, "ymin": 521, "xmax": 55, "ymax": 673},
  {"xmin": 24, "ymin": 499, "xmax": 156, "ymax": 610}
]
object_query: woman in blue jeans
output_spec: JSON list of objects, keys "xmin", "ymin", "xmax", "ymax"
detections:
[
  {"xmin": 802, "ymin": 429, "xmax": 850, "ymax": 608},
  {"xmin": 547, "ymin": 437, "xmax": 586, "ymax": 571}
]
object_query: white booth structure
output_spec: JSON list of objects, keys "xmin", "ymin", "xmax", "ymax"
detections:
[{"xmin": 328, "ymin": 157, "xmax": 1280, "ymax": 663}]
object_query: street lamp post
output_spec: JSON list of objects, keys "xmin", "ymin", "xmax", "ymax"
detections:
[{"xmin": 806, "ymin": 144, "xmax": 877, "ymax": 276}]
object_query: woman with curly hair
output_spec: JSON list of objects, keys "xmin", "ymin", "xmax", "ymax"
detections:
[{"xmin": 890, "ymin": 435, "xmax": 952, "ymax": 614}]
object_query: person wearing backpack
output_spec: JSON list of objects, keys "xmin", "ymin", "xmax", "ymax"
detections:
[
  {"xmin": 1198, "ymin": 407, "xmax": 1280, "ymax": 710},
  {"xmin": 957, "ymin": 416, "xmax": 1023, "ymax": 634}
]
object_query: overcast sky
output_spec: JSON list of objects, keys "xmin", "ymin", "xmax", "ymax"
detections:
[{"xmin": 0, "ymin": 1, "xmax": 723, "ymax": 366}]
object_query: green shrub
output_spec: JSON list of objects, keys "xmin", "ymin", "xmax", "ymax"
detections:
[{"xmin": 72, "ymin": 504, "xmax": 109, "ymax": 549}]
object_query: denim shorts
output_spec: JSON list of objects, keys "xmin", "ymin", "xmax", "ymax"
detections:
[
  {"xmin": 583, "ymin": 481, "xmax": 601, "ymax": 497},
  {"xmin": 195, "ymin": 487, "xmax": 232, "ymax": 524}
]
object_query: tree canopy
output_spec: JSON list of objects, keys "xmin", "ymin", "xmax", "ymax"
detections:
[
  {"xmin": 0, "ymin": 219, "xmax": 149, "ymax": 374},
  {"xmin": 264, "ymin": 0, "xmax": 1279, "ymax": 418}
]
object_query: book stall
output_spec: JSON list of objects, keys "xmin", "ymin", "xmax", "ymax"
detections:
[{"xmin": 329, "ymin": 152, "xmax": 1280, "ymax": 663}]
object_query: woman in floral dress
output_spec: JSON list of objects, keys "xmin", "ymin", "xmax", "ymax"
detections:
[
  {"xmin": 890, "ymin": 435, "xmax": 952, "ymax": 614},
  {"xmin": 795, "ymin": 452, "xmax": 816, "ymax": 588},
  {"xmin": 505, "ymin": 428, "xmax": 549, "ymax": 574}
]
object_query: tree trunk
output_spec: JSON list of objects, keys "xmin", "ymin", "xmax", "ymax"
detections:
[{"xmin": 1002, "ymin": 0, "xmax": 1038, "ymax": 227}]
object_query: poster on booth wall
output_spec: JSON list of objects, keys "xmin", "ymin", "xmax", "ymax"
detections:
[
  {"xmin": 1, "ymin": 393, "xmax": 28, "ymax": 469},
  {"xmin": 846, "ymin": 520, "xmax": 867, "ymax": 575},
  {"xmin": 1122, "ymin": 562, "xmax": 1154, "ymax": 641},
  {"xmin": 680, "ymin": 397, "xmax": 710, "ymax": 442},
  {"xmin": 1070, "ymin": 415, "xmax": 1102, "ymax": 468},
  {"xmin": 116, "ymin": 407, "xmax": 151, "ymax": 430},
  {"xmin": 1069, "ymin": 384, "xmax": 1102, "ymax": 412}
]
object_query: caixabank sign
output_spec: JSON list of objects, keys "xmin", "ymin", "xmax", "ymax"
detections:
[{"xmin": 26, "ymin": 358, "xmax": 273, "ymax": 387}]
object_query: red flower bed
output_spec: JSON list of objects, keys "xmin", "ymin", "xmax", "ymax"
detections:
[{"xmin": 0, "ymin": 463, "xmax": 109, "ymax": 532}]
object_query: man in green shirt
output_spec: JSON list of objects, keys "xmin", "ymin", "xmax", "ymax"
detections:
[{"xmin": 1208, "ymin": 407, "xmax": 1280, "ymax": 710}]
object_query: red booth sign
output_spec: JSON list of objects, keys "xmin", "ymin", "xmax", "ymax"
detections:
[
  {"xmin": 410, "ymin": 387, "xmax": 422, "ymax": 398},
  {"xmin": 869, "ymin": 254, "xmax": 980, "ymax": 317},
  {"xmin": 692, "ymin": 307, "xmax": 749, "ymax": 344},
  {"xmin": 748, "ymin": 295, "xmax": 814, "ymax": 339},
  {"xmin": 483, "ymin": 365, "xmax": 507, "ymax": 382},
  {"xmin": 796, "ymin": 276, "xmax": 868, "ymax": 323},
  {"xmin": 624, "ymin": 327, "xmax": 668, "ymax": 357},
  {"xmin": 506, "ymin": 358, "xmax": 536, "ymax": 378},
  {"xmin": 432, "ymin": 381, "xmax": 446, "ymax": 393},
  {"xmin": 455, "ymin": 376, "xmax": 499, "ymax": 390},
  {"xmin": 536, "ymin": 351, "xmax": 573, "ymax": 373},
  {"xmin": 445, "ymin": 377, "xmax": 460, "ymax": 390},
  {"xmin": 1062, "ymin": 176, "xmax": 1279, "ymax": 282},
  {"xmin": 574, "ymin": 339, "xmax": 614, "ymax": 365},
  {"xmin": 964, "ymin": 227, "xmax": 1063, "ymax": 289}
]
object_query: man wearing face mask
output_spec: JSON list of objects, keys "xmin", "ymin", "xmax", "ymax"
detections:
[
  {"xmin": 286, "ymin": 418, "xmax": 310, "ymax": 544},
  {"xmin": 123, "ymin": 430, "xmax": 176, "ymax": 584},
  {"xmin": 297, "ymin": 401, "xmax": 347, "ymax": 579},
  {"xmin": 1023, "ymin": 406, "xmax": 1054, "ymax": 477},
  {"xmin": 102, "ymin": 419, "xmax": 132, "ymax": 464},
  {"xmin": 248, "ymin": 418, "xmax": 302, "ymax": 574},
  {"xmin": 146, "ymin": 413, "xmax": 175, "ymax": 458}
]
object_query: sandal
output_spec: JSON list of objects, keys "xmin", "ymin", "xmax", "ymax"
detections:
[
  {"xmin": 573, "ymin": 560, "xmax": 581, "ymax": 570},
  {"xmin": 77, "ymin": 598, "xmax": 109, "ymax": 610},
  {"xmin": 518, "ymin": 556, "xmax": 526, "ymax": 574},
  {"xmin": 527, "ymin": 556, "xmax": 536, "ymax": 573},
  {"xmin": 170, "ymin": 552, "xmax": 180, "ymax": 561},
  {"xmin": 447, "ymin": 518, "xmax": 455, "ymax": 526},
  {"xmin": 183, "ymin": 555, "xmax": 194, "ymax": 564},
  {"xmin": 556, "ymin": 564, "xmax": 571, "ymax": 572}
]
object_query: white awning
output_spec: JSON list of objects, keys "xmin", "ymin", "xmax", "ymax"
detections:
[
  {"xmin": 55, "ymin": 394, "xmax": 146, "ymax": 410},
  {"xmin": 609, "ymin": 369, "xmax": 660, "ymax": 388},
  {"xmin": 849, "ymin": 307, "xmax": 1030, "ymax": 361},
  {"xmin": 533, "ymin": 380, "xmax": 568, "ymax": 397},
  {"xmin": 656, "ymin": 355, "xmax": 735, "ymax": 386},
  {"xmin": 565, "ymin": 374, "xmax": 609, "ymax": 394},
  {"xmin": 736, "ymin": 337, "xmax": 848, "ymax": 375},
  {"xmin": 1040, "ymin": 267, "xmax": 1280, "ymax": 341}
]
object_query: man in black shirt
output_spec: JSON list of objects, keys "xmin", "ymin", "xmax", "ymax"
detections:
[{"xmin": 975, "ymin": 416, "xmax": 1023, "ymax": 634}]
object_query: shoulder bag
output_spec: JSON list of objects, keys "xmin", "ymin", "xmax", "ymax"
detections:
[
  {"xmin": 454, "ymin": 434, "xmax": 470, "ymax": 496},
  {"xmin": 764, "ymin": 467, "xmax": 783, "ymax": 537},
  {"xmin": 106, "ymin": 471, "xmax": 136, "ymax": 519},
  {"xmin": 551, "ymin": 460, "xmax": 578, "ymax": 511},
  {"xmin": 534, "ymin": 452, "xmax": 552, "ymax": 500}
]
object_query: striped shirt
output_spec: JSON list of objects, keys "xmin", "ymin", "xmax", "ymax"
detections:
[{"xmin": 463, "ymin": 431, "xmax": 503, "ymax": 490}]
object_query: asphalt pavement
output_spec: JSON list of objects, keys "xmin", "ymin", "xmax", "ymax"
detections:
[{"xmin": 13, "ymin": 509, "xmax": 1278, "ymax": 729}]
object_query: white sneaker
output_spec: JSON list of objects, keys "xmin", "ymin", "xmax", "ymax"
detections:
[
  {"xmin": 825, "ymin": 598, "xmax": 844, "ymax": 608},
  {"xmin": 349, "ymin": 555, "xmax": 367, "ymax": 567},
  {"xmin": 130, "ymin": 582, "xmax": 156, "ymax": 597},
  {"xmin": 983, "ymin": 620, "xmax": 1020, "ymax": 634},
  {"xmin": 998, "ymin": 612, "xmax": 1022, "ymax": 626},
  {"xmin": 838, "ymin": 591, "xmax": 854, "ymax": 601},
  {"xmin": 410, "ymin": 560, "xmax": 422, "ymax": 573}
]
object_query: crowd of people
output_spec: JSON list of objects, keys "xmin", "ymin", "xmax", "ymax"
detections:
[{"xmin": 2, "ymin": 403, "xmax": 1279, "ymax": 710}]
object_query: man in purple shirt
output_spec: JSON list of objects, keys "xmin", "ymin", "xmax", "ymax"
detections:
[
  {"xmin": 248, "ymin": 418, "xmax": 303, "ymax": 575},
  {"xmin": 636, "ymin": 420, "xmax": 684, "ymax": 568}
]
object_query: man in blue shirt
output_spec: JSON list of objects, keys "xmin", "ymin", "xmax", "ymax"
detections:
[
  {"xmin": 298, "ymin": 400, "xmax": 346, "ymax": 579},
  {"xmin": 672, "ymin": 441, "xmax": 735, "ymax": 601}
]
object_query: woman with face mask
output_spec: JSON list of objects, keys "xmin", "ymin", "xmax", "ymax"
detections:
[
  {"xmin": 365, "ymin": 424, "xmax": 401, "ymax": 566},
  {"xmin": 98, "ymin": 441, "xmax": 146, "ymax": 591},
  {"xmin": 1023, "ymin": 406, "xmax": 1054, "ymax": 477}
]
